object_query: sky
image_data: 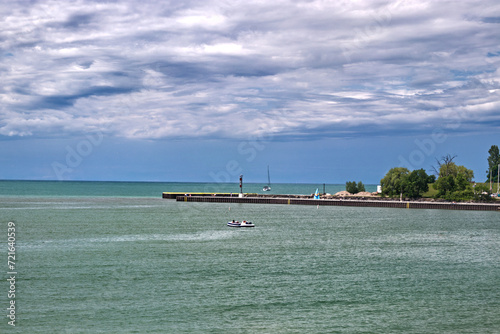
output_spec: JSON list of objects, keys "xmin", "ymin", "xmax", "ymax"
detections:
[{"xmin": 1, "ymin": 0, "xmax": 499, "ymax": 184}]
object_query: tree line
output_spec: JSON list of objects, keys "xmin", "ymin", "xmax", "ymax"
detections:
[{"xmin": 379, "ymin": 145, "xmax": 499, "ymax": 202}]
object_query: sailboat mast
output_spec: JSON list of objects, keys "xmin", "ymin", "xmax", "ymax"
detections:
[
  {"xmin": 262, "ymin": 166, "xmax": 271, "ymax": 191},
  {"xmin": 267, "ymin": 165, "xmax": 271, "ymax": 186}
]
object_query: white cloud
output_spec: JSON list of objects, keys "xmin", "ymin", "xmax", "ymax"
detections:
[{"xmin": 0, "ymin": 0, "xmax": 499, "ymax": 141}]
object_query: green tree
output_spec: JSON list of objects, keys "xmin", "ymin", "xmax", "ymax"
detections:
[
  {"xmin": 434, "ymin": 160, "xmax": 475, "ymax": 200},
  {"xmin": 457, "ymin": 165, "xmax": 474, "ymax": 182},
  {"xmin": 486, "ymin": 145, "xmax": 500, "ymax": 183},
  {"xmin": 380, "ymin": 167, "xmax": 409, "ymax": 199},
  {"xmin": 432, "ymin": 154, "xmax": 457, "ymax": 177},
  {"xmin": 406, "ymin": 169, "xmax": 430, "ymax": 199},
  {"xmin": 346, "ymin": 181, "xmax": 365, "ymax": 194},
  {"xmin": 357, "ymin": 181, "xmax": 366, "ymax": 193},
  {"xmin": 434, "ymin": 175, "xmax": 456, "ymax": 195},
  {"xmin": 346, "ymin": 181, "xmax": 357, "ymax": 194},
  {"xmin": 455, "ymin": 173, "xmax": 470, "ymax": 191}
]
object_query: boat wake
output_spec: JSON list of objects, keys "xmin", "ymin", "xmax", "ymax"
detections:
[{"xmin": 21, "ymin": 231, "xmax": 235, "ymax": 250}]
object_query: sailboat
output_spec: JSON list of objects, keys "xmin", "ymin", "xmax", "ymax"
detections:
[{"xmin": 262, "ymin": 165, "xmax": 271, "ymax": 191}]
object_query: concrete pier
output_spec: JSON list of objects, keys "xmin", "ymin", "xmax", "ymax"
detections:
[{"xmin": 171, "ymin": 195, "xmax": 500, "ymax": 212}]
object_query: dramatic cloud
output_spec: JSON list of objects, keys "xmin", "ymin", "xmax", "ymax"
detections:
[{"xmin": 1, "ymin": 0, "xmax": 499, "ymax": 140}]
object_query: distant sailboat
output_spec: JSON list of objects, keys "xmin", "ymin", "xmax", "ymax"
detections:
[{"xmin": 262, "ymin": 166, "xmax": 271, "ymax": 191}]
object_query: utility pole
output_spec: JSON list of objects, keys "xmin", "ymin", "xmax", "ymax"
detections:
[
  {"xmin": 498, "ymin": 164, "xmax": 499, "ymax": 195},
  {"xmin": 490, "ymin": 168, "xmax": 492, "ymax": 192},
  {"xmin": 239, "ymin": 174, "xmax": 243, "ymax": 197}
]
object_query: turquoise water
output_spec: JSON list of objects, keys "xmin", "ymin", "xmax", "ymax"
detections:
[
  {"xmin": 0, "ymin": 180, "xmax": 374, "ymax": 198},
  {"xmin": 1, "ymin": 181, "xmax": 499, "ymax": 333},
  {"xmin": 0, "ymin": 181, "xmax": 377, "ymax": 198}
]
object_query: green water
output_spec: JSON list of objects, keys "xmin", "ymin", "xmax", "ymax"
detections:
[{"xmin": 0, "ymin": 181, "xmax": 499, "ymax": 333}]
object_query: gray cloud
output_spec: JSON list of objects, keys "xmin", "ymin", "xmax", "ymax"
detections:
[{"xmin": 1, "ymin": 0, "xmax": 499, "ymax": 140}]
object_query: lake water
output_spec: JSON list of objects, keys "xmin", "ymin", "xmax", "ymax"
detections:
[{"xmin": 1, "ymin": 181, "xmax": 499, "ymax": 333}]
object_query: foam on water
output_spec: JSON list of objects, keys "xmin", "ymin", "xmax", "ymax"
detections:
[{"xmin": 21, "ymin": 230, "xmax": 238, "ymax": 250}]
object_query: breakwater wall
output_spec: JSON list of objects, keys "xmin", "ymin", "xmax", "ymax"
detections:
[
  {"xmin": 173, "ymin": 195, "xmax": 500, "ymax": 212},
  {"xmin": 162, "ymin": 192, "xmax": 238, "ymax": 199}
]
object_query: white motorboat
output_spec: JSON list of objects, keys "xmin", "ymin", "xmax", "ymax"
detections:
[{"xmin": 227, "ymin": 220, "xmax": 255, "ymax": 227}]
